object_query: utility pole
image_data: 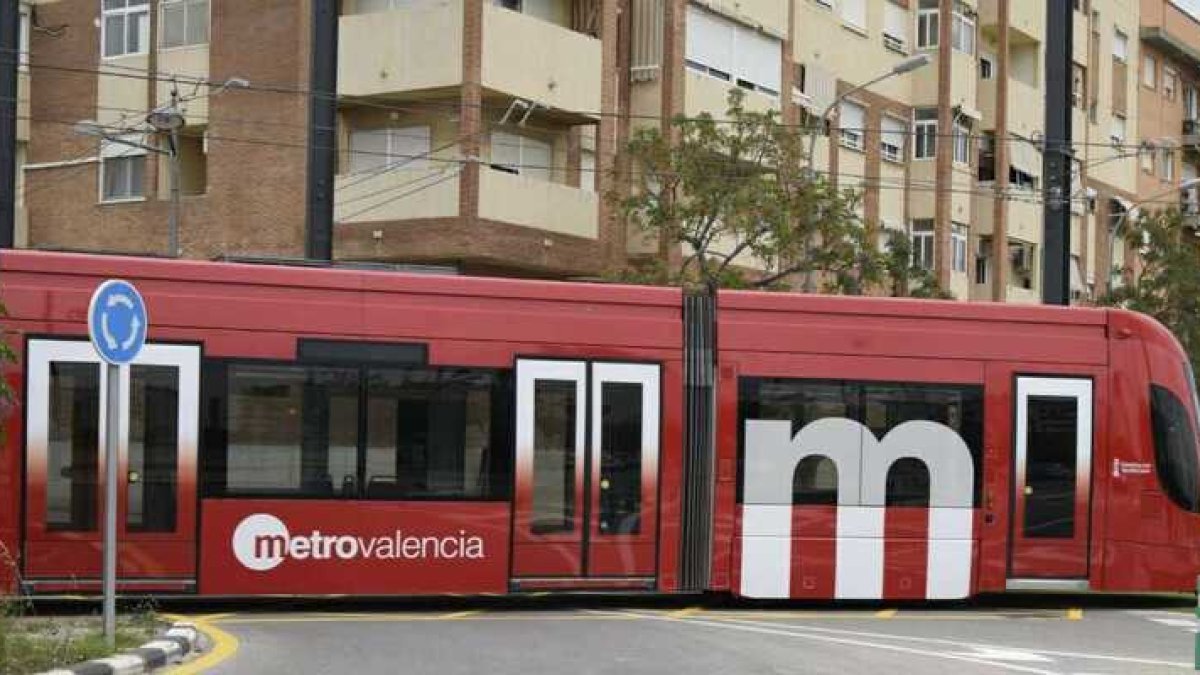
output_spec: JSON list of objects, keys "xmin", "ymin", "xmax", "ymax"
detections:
[
  {"xmin": 1041, "ymin": 0, "xmax": 1074, "ymax": 305},
  {"xmin": 0, "ymin": 0, "xmax": 18, "ymax": 249},
  {"xmin": 306, "ymin": 0, "xmax": 338, "ymax": 262},
  {"xmin": 147, "ymin": 86, "xmax": 186, "ymax": 257}
]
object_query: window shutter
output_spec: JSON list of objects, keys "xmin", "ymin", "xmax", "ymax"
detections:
[
  {"xmin": 522, "ymin": 137, "xmax": 553, "ymax": 182},
  {"xmin": 1112, "ymin": 30, "xmax": 1127, "ymax": 61},
  {"xmin": 686, "ymin": 5, "xmax": 734, "ymax": 75},
  {"xmin": 349, "ymin": 129, "xmax": 391, "ymax": 173},
  {"xmin": 734, "ymin": 28, "xmax": 781, "ymax": 93},
  {"xmin": 881, "ymin": 115, "xmax": 906, "ymax": 155},
  {"xmin": 388, "ymin": 126, "xmax": 432, "ymax": 170},
  {"xmin": 841, "ymin": 0, "xmax": 866, "ymax": 29},
  {"xmin": 491, "ymin": 131, "xmax": 522, "ymax": 170},
  {"xmin": 884, "ymin": 2, "xmax": 908, "ymax": 46},
  {"xmin": 839, "ymin": 100, "xmax": 866, "ymax": 131}
]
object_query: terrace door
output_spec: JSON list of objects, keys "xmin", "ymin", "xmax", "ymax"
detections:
[
  {"xmin": 1008, "ymin": 376, "xmax": 1094, "ymax": 583},
  {"xmin": 510, "ymin": 359, "xmax": 660, "ymax": 587},
  {"xmin": 23, "ymin": 339, "xmax": 200, "ymax": 593}
]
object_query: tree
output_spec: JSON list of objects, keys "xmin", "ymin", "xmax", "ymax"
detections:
[
  {"xmin": 1102, "ymin": 208, "xmax": 1200, "ymax": 370},
  {"xmin": 618, "ymin": 90, "xmax": 943, "ymax": 296}
]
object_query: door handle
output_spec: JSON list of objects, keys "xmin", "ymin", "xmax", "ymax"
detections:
[
  {"xmin": 1024, "ymin": 485, "xmax": 1033, "ymax": 496},
  {"xmin": 128, "ymin": 470, "xmax": 141, "ymax": 484},
  {"xmin": 600, "ymin": 478, "xmax": 610, "ymax": 491}
]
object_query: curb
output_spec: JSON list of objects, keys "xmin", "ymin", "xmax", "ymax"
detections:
[{"xmin": 40, "ymin": 622, "xmax": 200, "ymax": 675}]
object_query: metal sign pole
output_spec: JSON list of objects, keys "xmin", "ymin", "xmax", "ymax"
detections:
[
  {"xmin": 103, "ymin": 362, "xmax": 120, "ymax": 648},
  {"xmin": 88, "ymin": 279, "xmax": 148, "ymax": 650}
]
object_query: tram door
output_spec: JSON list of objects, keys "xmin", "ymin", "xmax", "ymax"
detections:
[
  {"xmin": 511, "ymin": 359, "xmax": 660, "ymax": 583},
  {"xmin": 23, "ymin": 340, "xmax": 200, "ymax": 592},
  {"xmin": 1008, "ymin": 377, "xmax": 1094, "ymax": 582}
]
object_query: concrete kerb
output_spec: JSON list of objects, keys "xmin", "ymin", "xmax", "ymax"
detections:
[{"xmin": 38, "ymin": 622, "xmax": 200, "ymax": 675}]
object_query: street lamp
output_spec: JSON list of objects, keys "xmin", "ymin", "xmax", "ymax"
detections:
[
  {"xmin": 75, "ymin": 106, "xmax": 186, "ymax": 258},
  {"xmin": 805, "ymin": 53, "xmax": 932, "ymax": 172},
  {"xmin": 1107, "ymin": 176, "xmax": 1200, "ymax": 290},
  {"xmin": 146, "ymin": 98, "xmax": 186, "ymax": 258}
]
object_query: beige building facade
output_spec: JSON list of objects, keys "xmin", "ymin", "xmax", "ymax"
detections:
[{"xmin": 9, "ymin": 0, "xmax": 1189, "ymax": 301}]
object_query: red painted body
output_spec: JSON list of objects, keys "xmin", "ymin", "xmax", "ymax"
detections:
[{"xmin": 0, "ymin": 250, "xmax": 1198, "ymax": 598}]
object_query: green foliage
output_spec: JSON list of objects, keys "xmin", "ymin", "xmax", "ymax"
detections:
[
  {"xmin": 618, "ymin": 89, "xmax": 944, "ymax": 296},
  {"xmin": 1101, "ymin": 208, "xmax": 1200, "ymax": 370}
]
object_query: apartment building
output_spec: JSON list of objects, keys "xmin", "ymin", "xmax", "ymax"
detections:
[
  {"xmin": 9, "ymin": 0, "xmax": 1170, "ymax": 301},
  {"xmin": 1135, "ymin": 0, "xmax": 1200, "ymax": 272}
]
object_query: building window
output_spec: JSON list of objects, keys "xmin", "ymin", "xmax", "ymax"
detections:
[
  {"xmin": 1143, "ymin": 54, "xmax": 1156, "ymax": 89},
  {"xmin": 881, "ymin": 115, "xmax": 906, "ymax": 163},
  {"xmin": 953, "ymin": 118, "xmax": 970, "ymax": 165},
  {"xmin": 951, "ymin": 4, "xmax": 975, "ymax": 55},
  {"xmin": 913, "ymin": 108, "xmax": 937, "ymax": 160},
  {"xmin": 974, "ymin": 248, "xmax": 989, "ymax": 284},
  {"xmin": 911, "ymin": 219, "xmax": 935, "ymax": 270},
  {"xmin": 1110, "ymin": 113, "xmax": 1126, "ymax": 145},
  {"xmin": 1112, "ymin": 29, "xmax": 1128, "ymax": 63},
  {"xmin": 1160, "ymin": 148, "xmax": 1175, "ymax": 181},
  {"xmin": 839, "ymin": 100, "xmax": 866, "ymax": 152},
  {"xmin": 1142, "ymin": 147, "xmax": 1155, "ymax": 174},
  {"xmin": 1164, "ymin": 67, "xmax": 1178, "ymax": 101},
  {"xmin": 102, "ymin": 0, "xmax": 150, "ymax": 58},
  {"xmin": 491, "ymin": 130, "xmax": 553, "ymax": 182},
  {"xmin": 841, "ymin": 0, "xmax": 866, "ymax": 32},
  {"xmin": 579, "ymin": 148, "xmax": 596, "ymax": 192},
  {"xmin": 979, "ymin": 55, "xmax": 994, "ymax": 80},
  {"xmin": 356, "ymin": 0, "xmax": 416, "ymax": 11},
  {"xmin": 951, "ymin": 224, "xmax": 968, "ymax": 273},
  {"xmin": 18, "ymin": 5, "xmax": 29, "ymax": 69},
  {"xmin": 883, "ymin": 1, "xmax": 908, "ymax": 53},
  {"xmin": 685, "ymin": 4, "xmax": 782, "ymax": 97},
  {"xmin": 916, "ymin": 0, "xmax": 938, "ymax": 50},
  {"xmin": 160, "ymin": 0, "xmax": 209, "ymax": 49},
  {"xmin": 1072, "ymin": 63, "xmax": 1086, "ymax": 108},
  {"xmin": 977, "ymin": 132, "xmax": 995, "ymax": 181},
  {"xmin": 1009, "ymin": 165, "xmax": 1036, "ymax": 191},
  {"xmin": 1186, "ymin": 84, "xmax": 1199, "ymax": 120},
  {"xmin": 100, "ymin": 136, "xmax": 147, "ymax": 202},
  {"xmin": 349, "ymin": 126, "xmax": 432, "ymax": 174}
]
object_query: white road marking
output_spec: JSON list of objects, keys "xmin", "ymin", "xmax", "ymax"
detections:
[
  {"xmin": 691, "ymin": 616, "xmax": 1194, "ymax": 670},
  {"xmin": 954, "ymin": 648, "xmax": 1054, "ymax": 663},
  {"xmin": 637, "ymin": 612, "xmax": 1063, "ymax": 674}
]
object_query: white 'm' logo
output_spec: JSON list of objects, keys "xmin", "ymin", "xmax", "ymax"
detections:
[
  {"xmin": 232, "ymin": 513, "xmax": 290, "ymax": 571},
  {"xmin": 740, "ymin": 418, "xmax": 975, "ymax": 600}
]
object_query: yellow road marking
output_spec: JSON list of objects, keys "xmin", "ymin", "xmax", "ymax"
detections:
[
  {"xmin": 164, "ymin": 614, "xmax": 240, "ymax": 675},
  {"xmin": 669, "ymin": 606, "xmax": 704, "ymax": 619},
  {"xmin": 1066, "ymin": 608, "xmax": 1083, "ymax": 620},
  {"xmin": 874, "ymin": 609, "xmax": 898, "ymax": 619},
  {"xmin": 441, "ymin": 609, "xmax": 483, "ymax": 620}
]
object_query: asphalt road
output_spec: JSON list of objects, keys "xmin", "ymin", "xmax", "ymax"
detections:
[{"xmin": 169, "ymin": 595, "xmax": 1199, "ymax": 675}]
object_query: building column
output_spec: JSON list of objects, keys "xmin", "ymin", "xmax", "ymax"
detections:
[
  {"xmin": 780, "ymin": 0, "xmax": 797, "ymax": 126},
  {"xmin": 934, "ymin": 0, "xmax": 954, "ymax": 291},
  {"xmin": 597, "ymin": 0, "xmax": 624, "ymax": 269},
  {"xmin": 459, "ymin": 0, "xmax": 484, "ymax": 229},
  {"xmin": 658, "ymin": 0, "xmax": 686, "ymax": 265},
  {"xmin": 991, "ymin": 0, "xmax": 1011, "ymax": 301},
  {"xmin": 863, "ymin": 106, "xmax": 881, "ymax": 240}
]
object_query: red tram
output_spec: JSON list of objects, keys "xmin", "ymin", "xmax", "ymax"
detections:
[{"xmin": 1, "ymin": 250, "xmax": 1198, "ymax": 599}]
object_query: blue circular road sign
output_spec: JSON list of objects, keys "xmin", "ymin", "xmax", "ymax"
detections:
[{"xmin": 88, "ymin": 279, "xmax": 149, "ymax": 365}]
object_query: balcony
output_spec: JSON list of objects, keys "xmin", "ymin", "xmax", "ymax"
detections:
[
  {"xmin": 1141, "ymin": 0, "xmax": 1200, "ymax": 70},
  {"xmin": 978, "ymin": 0, "xmax": 1043, "ymax": 44},
  {"xmin": 478, "ymin": 168, "xmax": 598, "ymax": 239},
  {"xmin": 334, "ymin": 168, "xmax": 460, "ymax": 224},
  {"xmin": 338, "ymin": 1, "xmax": 601, "ymax": 116}
]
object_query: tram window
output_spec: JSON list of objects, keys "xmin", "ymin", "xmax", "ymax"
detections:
[
  {"xmin": 46, "ymin": 363, "xmax": 100, "ymax": 531},
  {"xmin": 531, "ymin": 380, "xmax": 577, "ymax": 533},
  {"xmin": 366, "ymin": 368, "xmax": 497, "ymax": 500},
  {"xmin": 222, "ymin": 365, "xmax": 360, "ymax": 498},
  {"xmin": 885, "ymin": 458, "xmax": 930, "ymax": 507},
  {"xmin": 204, "ymin": 362, "xmax": 511, "ymax": 500},
  {"xmin": 1151, "ymin": 385, "xmax": 1200, "ymax": 512},
  {"xmin": 738, "ymin": 378, "xmax": 983, "ymax": 505},
  {"xmin": 1023, "ymin": 396, "xmax": 1078, "ymax": 538},
  {"xmin": 793, "ymin": 455, "xmax": 838, "ymax": 505},
  {"xmin": 127, "ymin": 366, "xmax": 178, "ymax": 532},
  {"xmin": 599, "ymin": 382, "xmax": 642, "ymax": 535}
]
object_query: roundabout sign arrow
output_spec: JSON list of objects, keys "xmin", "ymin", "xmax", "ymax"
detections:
[{"xmin": 88, "ymin": 279, "xmax": 148, "ymax": 365}]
